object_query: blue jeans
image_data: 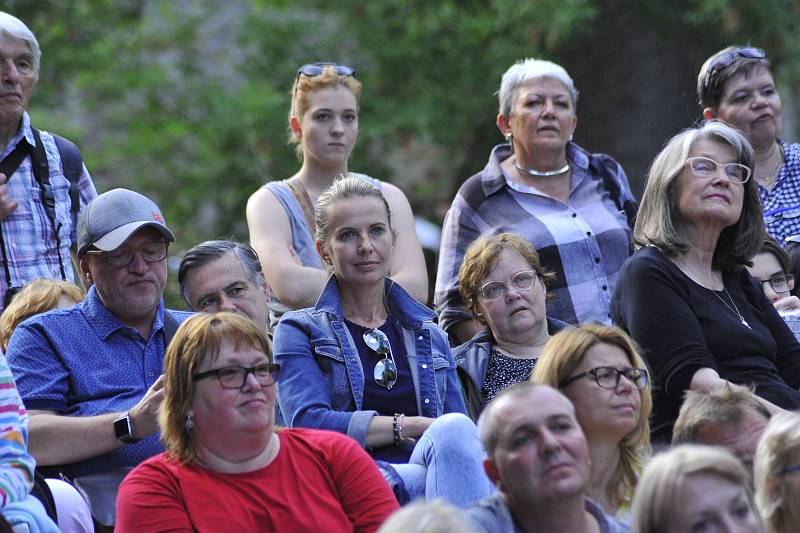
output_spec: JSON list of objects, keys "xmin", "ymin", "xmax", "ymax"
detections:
[{"xmin": 390, "ymin": 413, "xmax": 493, "ymax": 507}]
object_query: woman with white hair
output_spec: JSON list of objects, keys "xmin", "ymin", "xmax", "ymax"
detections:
[
  {"xmin": 754, "ymin": 411, "xmax": 800, "ymax": 533},
  {"xmin": 435, "ymin": 58, "xmax": 636, "ymax": 344}
]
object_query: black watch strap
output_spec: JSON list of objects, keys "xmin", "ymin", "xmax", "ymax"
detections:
[{"xmin": 114, "ymin": 413, "xmax": 140, "ymax": 444}]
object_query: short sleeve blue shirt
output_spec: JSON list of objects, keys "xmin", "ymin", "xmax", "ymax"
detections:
[{"xmin": 6, "ymin": 285, "xmax": 191, "ymax": 478}]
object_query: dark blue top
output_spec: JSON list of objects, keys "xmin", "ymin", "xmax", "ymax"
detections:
[{"xmin": 345, "ymin": 316, "xmax": 417, "ymax": 462}]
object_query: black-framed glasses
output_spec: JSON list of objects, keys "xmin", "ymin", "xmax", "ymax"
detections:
[
  {"xmin": 685, "ymin": 156, "xmax": 751, "ymax": 184},
  {"xmin": 703, "ymin": 47, "xmax": 767, "ymax": 89},
  {"xmin": 83, "ymin": 241, "xmax": 168, "ymax": 268},
  {"xmin": 560, "ymin": 366, "xmax": 649, "ymax": 391},
  {"xmin": 759, "ymin": 274, "xmax": 794, "ymax": 294},
  {"xmin": 363, "ymin": 328, "xmax": 397, "ymax": 390},
  {"xmin": 193, "ymin": 363, "xmax": 280, "ymax": 390},
  {"xmin": 479, "ymin": 270, "xmax": 537, "ymax": 300}
]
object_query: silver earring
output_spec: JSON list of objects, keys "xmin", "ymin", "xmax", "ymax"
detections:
[
  {"xmin": 185, "ymin": 415, "xmax": 194, "ymax": 430},
  {"xmin": 568, "ymin": 133, "xmax": 573, "ymax": 142},
  {"xmin": 505, "ymin": 132, "xmax": 512, "ymax": 143}
]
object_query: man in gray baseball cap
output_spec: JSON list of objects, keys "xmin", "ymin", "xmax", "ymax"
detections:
[{"xmin": 7, "ymin": 188, "xmax": 191, "ymax": 529}]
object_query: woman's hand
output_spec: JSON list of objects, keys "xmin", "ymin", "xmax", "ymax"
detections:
[{"xmin": 774, "ymin": 295, "xmax": 800, "ymax": 312}]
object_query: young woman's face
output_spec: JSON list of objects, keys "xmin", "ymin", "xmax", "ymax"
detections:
[
  {"xmin": 319, "ymin": 196, "xmax": 394, "ymax": 287},
  {"xmin": 297, "ymin": 86, "xmax": 358, "ymax": 169},
  {"xmin": 666, "ymin": 472, "xmax": 761, "ymax": 533},
  {"xmin": 747, "ymin": 251, "xmax": 792, "ymax": 303}
]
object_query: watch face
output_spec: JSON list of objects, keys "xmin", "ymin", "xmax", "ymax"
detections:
[{"xmin": 114, "ymin": 415, "xmax": 132, "ymax": 441}]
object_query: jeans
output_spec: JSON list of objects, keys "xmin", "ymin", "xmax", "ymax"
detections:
[{"xmin": 391, "ymin": 413, "xmax": 493, "ymax": 507}]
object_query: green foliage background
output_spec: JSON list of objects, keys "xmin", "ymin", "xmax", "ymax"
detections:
[{"xmin": 3, "ymin": 0, "xmax": 799, "ymax": 305}]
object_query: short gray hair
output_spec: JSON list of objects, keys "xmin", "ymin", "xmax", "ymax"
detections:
[
  {"xmin": 497, "ymin": 58, "xmax": 578, "ymax": 118},
  {"xmin": 0, "ymin": 12, "xmax": 40, "ymax": 76},
  {"xmin": 178, "ymin": 240, "xmax": 263, "ymax": 305}
]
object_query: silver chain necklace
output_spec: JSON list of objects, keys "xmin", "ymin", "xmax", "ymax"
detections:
[
  {"xmin": 711, "ymin": 287, "xmax": 751, "ymax": 329},
  {"xmin": 514, "ymin": 160, "xmax": 570, "ymax": 177}
]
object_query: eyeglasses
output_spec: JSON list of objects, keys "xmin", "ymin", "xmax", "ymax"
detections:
[
  {"xmin": 560, "ymin": 366, "xmax": 649, "ymax": 390},
  {"xmin": 479, "ymin": 270, "xmax": 537, "ymax": 300},
  {"xmin": 685, "ymin": 156, "xmax": 751, "ymax": 184},
  {"xmin": 363, "ymin": 328, "xmax": 397, "ymax": 390},
  {"xmin": 83, "ymin": 241, "xmax": 168, "ymax": 268},
  {"xmin": 703, "ymin": 47, "xmax": 767, "ymax": 89},
  {"xmin": 193, "ymin": 363, "xmax": 280, "ymax": 390},
  {"xmin": 781, "ymin": 464, "xmax": 800, "ymax": 475},
  {"xmin": 292, "ymin": 63, "xmax": 356, "ymax": 116},
  {"xmin": 759, "ymin": 274, "xmax": 794, "ymax": 294}
]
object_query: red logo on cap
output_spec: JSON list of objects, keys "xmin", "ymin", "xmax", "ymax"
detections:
[{"xmin": 152, "ymin": 212, "xmax": 163, "ymax": 222}]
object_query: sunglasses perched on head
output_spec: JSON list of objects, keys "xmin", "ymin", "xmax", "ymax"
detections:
[
  {"xmin": 291, "ymin": 63, "xmax": 356, "ymax": 116},
  {"xmin": 703, "ymin": 47, "xmax": 767, "ymax": 89}
]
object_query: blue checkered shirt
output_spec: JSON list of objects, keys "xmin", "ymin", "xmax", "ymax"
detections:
[
  {"xmin": 760, "ymin": 140, "xmax": 800, "ymax": 244},
  {"xmin": 434, "ymin": 143, "xmax": 634, "ymax": 332},
  {"xmin": 0, "ymin": 112, "xmax": 97, "ymax": 309}
]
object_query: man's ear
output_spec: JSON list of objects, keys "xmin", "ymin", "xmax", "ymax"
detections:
[
  {"xmin": 483, "ymin": 458, "xmax": 501, "ymax": 488},
  {"xmin": 79, "ymin": 257, "xmax": 93, "ymax": 287},
  {"xmin": 703, "ymin": 107, "xmax": 717, "ymax": 120}
]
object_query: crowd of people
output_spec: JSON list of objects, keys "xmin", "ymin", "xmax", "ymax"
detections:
[{"xmin": 1, "ymin": 8, "xmax": 800, "ymax": 533}]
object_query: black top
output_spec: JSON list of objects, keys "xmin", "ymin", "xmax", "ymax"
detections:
[{"xmin": 611, "ymin": 246, "xmax": 800, "ymax": 441}]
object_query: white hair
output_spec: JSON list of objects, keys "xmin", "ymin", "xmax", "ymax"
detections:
[
  {"xmin": 497, "ymin": 58, "xmax": 578, "ymax": 117},
  {"xmin": 0, "ymin": 12, "xmax": 40, "ymax": 76}
]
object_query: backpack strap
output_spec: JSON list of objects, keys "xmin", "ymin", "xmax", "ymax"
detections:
[
  {"xmin": 162, "ymin": 310, "xmax": 180, "ymax": 347},
  {"xmin": 49, "ymin": 132, "xmax": 84, "ymax": 221}
]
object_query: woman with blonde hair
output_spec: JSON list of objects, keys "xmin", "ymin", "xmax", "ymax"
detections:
[
  {"xmin": 116, "ymin": 312, "xmax": 398, "ymax": 531},
  {"xmin": 754, "ymin": 411, "xmax": 800, "ymax": 533},
  {"xmin": 531, "ymin": 323, "xmax": 651, "ymax": 516},
  {"xmin": 632, "ymin": 445, "xmax": 763, "ymax": 533},
  {"xmin": 0, "ymin": 278, "xmax": 84, "ymax": 351},
  {"xmin": 247, "ymin": 63, "xmax": 427, "ymax": 330}
]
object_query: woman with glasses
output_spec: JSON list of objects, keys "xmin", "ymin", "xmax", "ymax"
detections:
[
  {"xmin": 611, "ymin": 121, "xmax": 800, "ymax": 443},
  {"xmin": 531, "ymin": 324, "xmax": 651, "ymax": 518},
  {"xmin": 273, "ymin": 177, "xmax": 492, "ymax": 507},
  {"xmin": 247, "ymin": 63, "xmax": 427, "ymax": 330},
  {"xmin": 698, "ymin": 46, "xmax": 800, "ymax": 244},
  {"xmin": 453, "ymin": 232, "xmax": 568, "ymax": 420},
  {"xmin": 116, "ymin": 312, "xmax": 399, "ymax": 532},
  {"xmin": 755, "ymin": 411, "xmax": 800, "ymax": 533},
  {"xmin": 747, "ymin": 238, "xmax": 800, "ymax": 342},
  {"xmin": 435, "ymin": 58, "xmax": 636, "ymax": 345}
]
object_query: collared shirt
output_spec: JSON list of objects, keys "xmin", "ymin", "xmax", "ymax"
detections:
[
  {"xmin": 0, "ymin": 112, "xmax": 97, "ymax": 310},
  {"xmin": 435, "ymin": 143, "xmax": 634, "ymax": 332},
  {"xmin": 6, "ymin": 286, "xmax": 191, "ymax": 478},
  {"xmin": 0, "ymin": 352, "xmax": 35, "ymax": 507},
  {"xmin": 760, "ymin": 140, "xmax": 800, "ymax": 243},
  {"xmin": 466, "ymin": 495, "xmax": 629, "ymax": 533},
  {"xmin": 273, "ymin": 276, "xmax": 466, "ymax": 448}
]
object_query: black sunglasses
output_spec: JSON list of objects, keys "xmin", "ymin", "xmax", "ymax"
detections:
[
  {"xmin": 291, "ymin": 63, "xmax": 356, "ymax": 117},
  {"xmin": 363, "ymin": 329, "xmax": 397, "ymax": 390},
  {"xmin": 703, "ymin": 47, "xmax": 767, "ymax": 89}
]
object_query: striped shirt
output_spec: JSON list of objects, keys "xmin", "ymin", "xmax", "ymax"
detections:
[
  {"xmin": 0, "ymin": 352, "xmax": 34, "ymax": 507},
  {"xmin": 0, "ymin": 112, "xmax": 97, "ymax": 310},
  {"xmin": 760, "ymin": 140, "xmax": 800, "ymax": 244},
  {"xmin": 434, "ymin": 143, "xmax": 634, "ymax": 332}
]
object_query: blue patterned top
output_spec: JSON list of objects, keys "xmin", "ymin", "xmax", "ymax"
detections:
[{"xmin": 759, "ymin": 140, "xmax": 800, "ymax": 244}]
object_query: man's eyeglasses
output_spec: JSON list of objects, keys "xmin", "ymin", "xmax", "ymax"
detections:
[
  {"xmin": 84, "ymin": 241, "xmax": 168, "ymax": 268},
  {"xmin": 479, "ymin": 270, "xmax": 537, "ymax": 300},
  {"xmin": 363, "ymin": 328, "xmax": 397, "ymax": 390},
  {"xmin": 560, "ymin": 366, "xmax": 649, "ymax": 390},
  {"xmin": 685, "ymin": 156, "xmax": 751, "ymax": 184},
  {"xmin": 193, "ymin": 363, "xmax": 280, "ymax": 390},
  {"xmin": 703, "ymin": 47, "xmax": 767, "ymax": 89},
  {"xmin": 292, "ymin": 63, "xmax": 356, "ymax": 116},
  {"xmin": 759, "ymin": 274, "xmax": 794, "ymax": 295}
]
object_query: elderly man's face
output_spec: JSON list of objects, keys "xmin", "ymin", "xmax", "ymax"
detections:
[
  {"xmin": 80, "ymin": 227, "xmax": 168, "ymax": 328},
  {"xmin": 695, "ymin": 406, "xmax": 769, "ymax": 475},
  {"xmin": 182, "ymin": 252, "xmax": 269, "ymax": 330},
  {"xmin": 0, "ymin": 32, "xmax": 36, "ymax": 129},
  {"xmin": 485, "ymin": 387, "xmax": 591, "ymax": 509}
]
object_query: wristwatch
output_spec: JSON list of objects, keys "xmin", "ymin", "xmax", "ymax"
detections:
[{"xmin": 114, "ymin": 413, "xmax": 139, "ymax": 444}]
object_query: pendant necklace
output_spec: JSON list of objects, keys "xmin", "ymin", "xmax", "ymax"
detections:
[
  {"xmin": 711, "ymin": 287, "xmax": 751, "ymax": 329},
  {"xmin": 514, "ymin": 160, "xmax": 570, "ymax": 177},
  {"xmin": 757, "ymin": 143, "xmax": 785, "ymax": 189}
]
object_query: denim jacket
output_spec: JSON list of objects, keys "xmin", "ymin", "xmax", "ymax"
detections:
[{"xmin": 273, "ymin": 276, "xmax": 467, "ymax": 448}]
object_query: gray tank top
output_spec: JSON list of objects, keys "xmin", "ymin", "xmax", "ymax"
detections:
[{"xmin": 261, "ymin": 174, "xmax": 380, "ymax": 329}]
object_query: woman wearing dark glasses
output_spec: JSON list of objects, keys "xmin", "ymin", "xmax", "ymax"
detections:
[
  {"xmin": 611, "ymin": 121, "xmax": 800, "ymax": 443},
  {"xmin": 273, "ymin": 177, "xmax": 492, "ymax": 507},
  {"xmin": 698, "ymin": 46, "xmax": 800, "ymax": 244},
  {"xmin": 247, "ymin": 63, "xmax": 427, "ymax": 331},
  {"xmin": 435, "ymin": 58, "xmax": 636, "ymax": 345},
  {"xmin": 532, "ymin": 323, "xmax": 651, "ymax": 520},
  {"xmin": 116, "ymin": 312, "xmax": 399, "ymax": 532},
  {"xmin": 453, "ymin": 232, "xmax": 569, "ymax": 420}
]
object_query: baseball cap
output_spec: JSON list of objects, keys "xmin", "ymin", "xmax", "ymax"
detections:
[{"xmin": 77, "ymin": 188, "xmax": 175, "ymax": 257}]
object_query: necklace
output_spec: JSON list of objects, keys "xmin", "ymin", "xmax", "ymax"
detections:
[
  {"xmin": 514, "ymin": 160, "xmax": 570, "ymax": 177},
  {"xmin": 756, "ymin": 143, "xmax": 785, "ymax": 187},
  {"xmin": 711, "ymin": 287, "xmax": 751, "ymax": 329}
]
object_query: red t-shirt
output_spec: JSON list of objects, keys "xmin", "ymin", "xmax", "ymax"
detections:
[{"xmin": 116, "ymin": 428, "xmax": 399, "ymax": 532}]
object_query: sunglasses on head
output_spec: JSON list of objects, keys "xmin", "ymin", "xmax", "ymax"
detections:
[
  {"xmin": 703, "ymin": 47, "xmax": 767, "ymax": 89},
  {"xmin": 296, "ymin": 62, "xmax": 356, "ymax": 79}
]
